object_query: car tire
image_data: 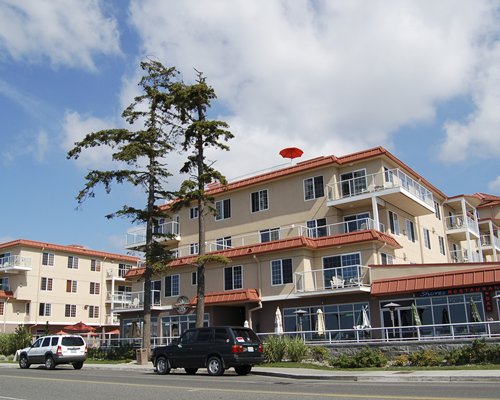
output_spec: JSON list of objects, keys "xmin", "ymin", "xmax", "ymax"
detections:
[
  {"xmin": 45, "ymin": 356, "xmax": 56, "ymax": 370},
  {"xmin": 234, "ymin": 365, "xmax": 252, "ymax": 376},
  {"xmin": 207, "ymin": 356, "xmax": 224, "ymax": 376},
  {"xmin": 19, "ymin": 355, "xmax": 30, "ymax": 369},
  {"xmin": 155, "ymin": 357, "xmax": 171, "ymax": 375},
  {"xmin": 73, "ymin": 361, "xmax": 84, "ymax": 370},
  {"xmin": 184, "ymin": 368, "xmax": 198, "ymax": 375}
]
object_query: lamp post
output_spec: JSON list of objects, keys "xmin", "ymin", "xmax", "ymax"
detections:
[
  {"xmin": 294, "ymin": 309, "xmax": 307, "ymax": 339},
  {"xmin": 383, "ymin": 302, "xmax": 400, "ymax": 338}
]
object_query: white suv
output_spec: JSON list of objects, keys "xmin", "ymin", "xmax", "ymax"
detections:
[{"xmin": 18, "ymin": 335, "xmax": 87, "ymax": 370}]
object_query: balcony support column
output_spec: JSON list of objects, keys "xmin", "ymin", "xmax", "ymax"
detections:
[
  {"xmin": 489, "ymin": 221, "xmax": 498, "ymax": 262},
  {"xmin": 371, "ymin": 195, "xmax": 380, "ymax": 231}
]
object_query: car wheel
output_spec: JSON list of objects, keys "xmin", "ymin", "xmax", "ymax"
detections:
[
  {"xmin": 184, "ymin": 368, "xmax": 198, "ymax": 375},
  {"xmin": 19, "ymin": 355, "xmax": 30, "ymax": 369},
  {"xmin": 207, "ymin": 356, "xmax": 224, "ymax": 376},
  {"xmin": 155, "ymin": 357, "xmax": 171, "ymax": 375},
  {"xmin": 73, "ymin": 361, "xmax": 84, "ymax": 370},
  {"xmin": 45, "ymin": 356, "xmax": 56, "ymax": 370},
  {"xmin": 234, "ymin": 365, "xmax": 252, "ymax": 376}
]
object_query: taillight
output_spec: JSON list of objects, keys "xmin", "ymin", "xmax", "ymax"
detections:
[
  {"xmin": 56, "ymin": 346, "xmax": 62, "ymax": 356},
  {"xmin": 231, "ymin": 344, "xmax": 244, "ymax": 353},
  {"xmin": 258, "ymin": 343, "xmax": 263, "ymax": 353}
]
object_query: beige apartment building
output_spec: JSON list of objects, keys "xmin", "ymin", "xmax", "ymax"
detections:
[
  {"xmin": 0, "ymin": 240, "xmax": 140, "ymax": 335},
  {"xmin": 113, "ymin": 147, "xmax": 500, "ymax": 340}
]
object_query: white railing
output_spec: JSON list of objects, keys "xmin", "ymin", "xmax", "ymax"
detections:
[
  {"xmin": 449, "ymin": 249, "xmax": 481, "ymax": 263},
  {"xmin": 0, "ymin": 255, "xmax": 32, "ymax": 270},
  {"xmin": 126, "ymin": 221, "xmax": 180, "ymax": 247},
  {"xmin": 326, "ymin": 168, "xmax": 434, "ymax": 208},
  {"xmin": 445, "ymin": 214, "xmax": 479, "ymax": 236},
  {"xmin": 112, "ymin": 290, "xmax": 162, "ymax": 309},
  {"xmin": 294, "ymin": 265, "xmax": 370, "ymax": 293},
  {"xmin": 481, "ymin": 234, "xmax": 500, "ymax": 249}
]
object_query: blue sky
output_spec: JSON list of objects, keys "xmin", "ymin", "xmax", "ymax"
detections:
[{"xmin": 1, "ymin": 0, "xmax": 499, "ymax": 255}]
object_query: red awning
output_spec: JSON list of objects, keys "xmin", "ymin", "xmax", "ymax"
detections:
[
  {"xmin": 63, "ymin": 321, "xmax": 96, "ymax": 333},
  {"xmin": 190, "ymin": 289, "xmax": 260, "ymax": 306},
  {"xmin": 0, "ymin": 290, "xmax": 13, "ymax": 299}
]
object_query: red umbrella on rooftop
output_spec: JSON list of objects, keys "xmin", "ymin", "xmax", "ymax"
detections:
[
  {"xmin": 63, "ymin": 321, "xmax": 95, "ymax": 333},
  {"xmin": 279, "ymin": 147, "xmax": 304, "ymax": 161}
]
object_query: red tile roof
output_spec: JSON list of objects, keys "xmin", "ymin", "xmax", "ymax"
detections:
[
  {"xmin": 0, "ymin": 290, "xmax": 14, "ymax": 299},
  {"xmin": 0, "ymin": 239, "xmax": 139, "ymax": 264},
  {"xmin": 189, "ymin": 289, "xmax": 260, "ymax": 306},
  {"xmin": 473, "ymin": 192, "xmax": 500, "ymax": 208},
  {"xmin": 371, "ymin": 265, "xmax": 500, "ymax": 296},
  {"xmin": 124, "ymin": 230, "xmax": 401, "ymax": 278}
]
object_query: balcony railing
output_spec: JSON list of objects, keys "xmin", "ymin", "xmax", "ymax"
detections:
[
  {"xmin": 294, "ymin": 265, "xmax": 370, "ymax": 293},
  {"xmin": 445, "ymin": 214, "xmax": 479, "ymax": 237},
  {"xmin": 111, "ymin": 290, "xmax": 162, "ymax": 309},
  {"xmin": 0, "ymin": 255, "xmax": 32, "ymax": 271},
  {"xmin": 480, "ymin": 234, "xmax": 500, "ymax": 249},
  {"xmin": 126, "ymin": 221, "xmax": 180, "ymax": 247},
  {"xmin": 449, "ymin": 249, "xmax": 481, "ymax": 263},
  {"xmin": 326, "ymin": 168, "xmax": 434, "ymax": 208}
]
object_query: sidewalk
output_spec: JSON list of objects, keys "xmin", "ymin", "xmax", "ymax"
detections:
[{"xmin": 80, "ymin": 362, "xmax": 500, "ymax": 382}]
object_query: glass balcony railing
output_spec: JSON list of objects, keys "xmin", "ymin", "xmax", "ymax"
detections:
[
  {"xmin": 445, "ymin": 214, "xmax": 479, "ymax": 236},
  {"xmin": 294, "ymin": 265, "xmax": 370, "ymax": 293},
  {"xmin": 0, "ymin": 255, "xmax": 32, "ymax": 271},
  {"xmin": 126, "ymin": 221, "xmax": 180, "ymax": 247}
]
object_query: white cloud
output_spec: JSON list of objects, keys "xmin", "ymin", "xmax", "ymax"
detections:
[
  {"xmin": 125, "ymin": 0, "xmax": 499, "ymax": 177},
  {"xmin": 488, "ymin": 176, "xmax": 500, "ymax": 194},
  {"xmin": 0, "ymin": 0, "xmax": 121, "ymax": 70}
]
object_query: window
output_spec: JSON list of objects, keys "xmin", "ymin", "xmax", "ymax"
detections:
[
  {"xmin": 119, "ymin": 263, "xmax": 131, "ymax": 278},
  {"xmin": 40, "ymin": 277, "xmax": 53, "ymax": 291},
  {"xmin": 434, "ymin": 201, "xmax": 441, "ymax": 220},
  {"xmin": 304, "ymin": 176, "xmax": 324, "ymax": 200},
  {"xmin": 191, "ymin": 271, "xmax": 197, "ymax": 286},
  {"xmin": 67, "ymin": 256, "xmax": 79, "ymax": 269},
  {"xmin": 42, "ymin": 252, "xmax": 54, "ymax": 266},
  {"xmin": 271, "ymin": 259, "xmax": 293, "ymax": 285},
  {"xmin": 260, "ymin": 228, "xmax": 280, "ymax": 243},
  {"xmin": 65, "ymin": 304, "xmax": 76, "ymax": 318},
  {"xmin": 91, "ymin": 259, "xmax": 101, "ymax": 272},
  {"xmin": 190, "ymin": 207, "xmax": 199, "ymax": 219},
  {"xmin": 25, "ymin": 303, "xmax": 30, "ymax": 316},
  {"xmin": 406, "ymin": 219, "xmax": 416, "ymax": 242},
  {"xmin": 340, "ymin": 170, "xmax": 367, "ymax": 197},
  {"xmin": 251, "ymin": 189, "xmax": 269, "ymax": 212},
  {"xmin": 165, "ymin": 275, "xmax": 180, "ymax": 297},
  {"xmin": 322, "ymin": 253, "xmax": 361, "ymax": 288},
  {"xmin": 216, "ymin": 236, "xmax": 232, "ymax": 250},
  {"xmin": 90, "ymin": 282, "xmax": 100, "ymax": 295},
  {"xmin": 66, "ymin": 280, "xmax": 77, "ymax": 293},
  {"xmin": 189, "ymin": 243, "xmax": 199, "ymax": 255},
  {"xmin": 423, "ymin": 228, "xmax": 431, "ymax": 249},
  {"xmin": 438, "ymin": 236, "xmax": 446, "ymax": 255},
  {"xmin": 344, "ymin": 213, "xmax": 370, "ymax": 232},
  {"xmin": 388, "ymin": 211, "xmax": 400, "ymax": 235},
  {"xmin": 307, "ymin": 218, "xmax": 327, "ymax": 238},
  {"xmin": 88, "ymin": 306, "xmax": 99, "ymax": 318},
  {"xmin": 39, "ymin": 303, "xmax": 51, "ymax": 316},
  {"xmin": 224, "ymin": 265, "xmax": 242, "ymax": 290},
  {"xmin": 381, "ymin": 253, "xmax": 394, "ymax": 265},
  {"xmin": 0, "ymin": 302, "xmax": 3, "ymax": 316},
  {"xmin": 0, "ymin": 277, "xmax": 10, "ymax": 291},
  {"xmin": 215, "ymin": 199, "xmax": 231, "ymax": 221}
]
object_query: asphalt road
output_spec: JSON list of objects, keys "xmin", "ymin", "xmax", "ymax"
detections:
[{"xmin": 0, "ymin": 366, "xmax": 498, "ymax": 400}]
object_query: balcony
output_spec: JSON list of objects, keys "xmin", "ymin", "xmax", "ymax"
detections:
[
  {"xmin": 106, "ymin": 315, "xmax": 120, "ymax": 325},
  {"xmin": 450, "ymin": 249, "xmax": 481, "ymax": 263},
  {"xmin": 111, "ymin": 290, "xmax": 162, "ymax": 311},
  {"xmin": 327, "ymin": 168, "xmax": 435, "ymax": 216},
  {"xmin": 125, "ymin": 221, "xmax": 180, "ymax": 251},
  {"xmin": 106, "ymin": 268, "xmax": 128, "ymax": 281},
  {"xmin": 294, "ymin": 265, "xmax": 371, "ymax": 295},
  {"xmin": 0, "ymin": 255, "xmax": 32, "ymax": 273},
  {"xmin": 445, "ymin": 214, "xmax": 480, "ymax": 241},
  {"xmin": 480, "ymin": 234, "xmax": 500, "ymax": 254}
]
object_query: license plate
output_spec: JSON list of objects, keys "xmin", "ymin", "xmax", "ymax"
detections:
[{"xmin": 247, "ymin": 346, "xmax": 254, "ymax": 352}]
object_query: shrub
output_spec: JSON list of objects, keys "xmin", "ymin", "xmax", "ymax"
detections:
[
  {"xmin": 444, "ymin": 340, "xmax": 500, "ymax": 365},
  {"xmin": 330, "ymin": 347, "xmax": 387, "ymax": 368},
  {"xmin": 309, "ymin": 346, "xmax": 330, "ymax": 363},
  {"xmin": 286, "ymin": 337, "xmax": 309, "ymax": 363},
  {"xmin": 408, "ymin": 349, "xmax": 444, "ymax": 367},
  {"xmin": 263, "ymin": 335, "xmax": 287, "ymax": 363},
  {"xmin": 392, "ymin": 354, "xmax": 410, "ymax": 367}
]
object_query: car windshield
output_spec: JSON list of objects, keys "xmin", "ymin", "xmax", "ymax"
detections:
[
  {"xmin": 232, "ymin": 329, "xmax": 259, "ymax": 342},
  {"xmin": 61, "ymin": 337, "xmax": 85, "ymax": 346}
]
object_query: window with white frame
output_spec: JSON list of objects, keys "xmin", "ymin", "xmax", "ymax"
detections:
[
  {"xmin": 65, "ymin": 304, "xmax": 76, "ymax": 318},
  {"xmin": 42, "ymin": 252, "xmax": 54, "ymax": 266},
  {"xmin": 434, "ymin": 201, "xmax": 441, "ymax": 220},
  {"xmin": 215, "ymin": 199, "xmax": 231, "ymax": 221},
  {"xmin": 271, "ymin": 259, "xmax": 293, "ymax": 285},
  {"xmin": 423, "ymin": 228, "xmax": 431, "ymax": 249},
  {"xmin": 388, "ymin": 211, "xmax": 400, "ymax": 235},
  {"xmin": 224, "ymin": 265, "xmax": 242, "ymax": 290},
  {"xmin": 0, "ymin": 277, "xmax": 9, "ymax": 291},
  {"xmin": 0, "ymin": 302, "xmax": 4, "ymax": 316},
  {"xmin": 67, "ymin": 256, "xmax": 79, "ymax": 269},
  {"xmin": 119, "ymin": 263, "xmax": 131, "ymax": 278},
  {"xmin": 322, "ymin": 253, "xmax": 361, "ymax": 287},
  {"xmin": 251, "ymin": 189, "xmax": 269, "ymax": 212},
  {"xmin": 216, "ymin": 236, "xmax": 232, "ymax": 250},
  {"xmin": 165, "ymin": 275, "xmax": 180, "ymax": 297},
  {"xmin": 91, "ymin": 259, "xmax": 102, "ymax": 272},
  {"xmin": 90, "ymin": 282, "xmax": 100, "ymax": 295},
  {"xmin": 438, "ymin": 236, "xmax": 446, "ymax": 255},
  {"xmin": 306, "ymin": 218, "xmax": 327, "ymax": 238},
  {"xmin": 191, "ymin": 271, "xmax": 197, "ymax": 286},
  {"xmin": 25, "ymin": 303, "xmax": 30, "ymax": 316},
  {"xmin": 406, "ymin": 219, "xmax": 416, "ymax": 242},
  {"xmin": 190, "ymin": 206, "xmax": 199, "ymax": 219},
  {"xmin": 340, "ymin": 170, "xmax": 367, "ymax": 197},
  {"xmin": 40, "ymin": 277, "xmax": 52, "ymax": 291},
  {"xmin": 39, "ymin": 303, "xmax": 51, "ymax": 316},
  {"xmin": 344, "ymin": 212, "xmax": 370, "ymax": 232},
  {"xmin": 381, "ymin": 253, "xmax": 394, "ymax": 265},
  {"xmin": 304, "ymin": 176, "xmax": 324, "ymax": 200},
  {"xmin": 189, "ymin": 243, "xmax": 199, "ymax": 255},
  {"xmin": 260, "ymin": 227, "xmax": 280, "ymax": 243},
  {"xmin": 88, "ymin": 306, "xmax": 99, "ymax": 318},
  {"xmin": 66, "ymin": 280, "xmax": 77, "ymax": 293}
]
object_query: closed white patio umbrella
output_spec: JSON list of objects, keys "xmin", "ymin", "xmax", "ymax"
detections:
[
  {"xmin": 316, "ymin": 309, "xmax": 325, "ymax": 337},
  {"xmin": 275, "ymin": 307, "xmax": 284, "ymax": 335}
]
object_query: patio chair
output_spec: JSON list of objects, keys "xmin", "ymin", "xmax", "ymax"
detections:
[{"xmin": 330, "ymin": 276, "xmax": 345, "ymax": 289}]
